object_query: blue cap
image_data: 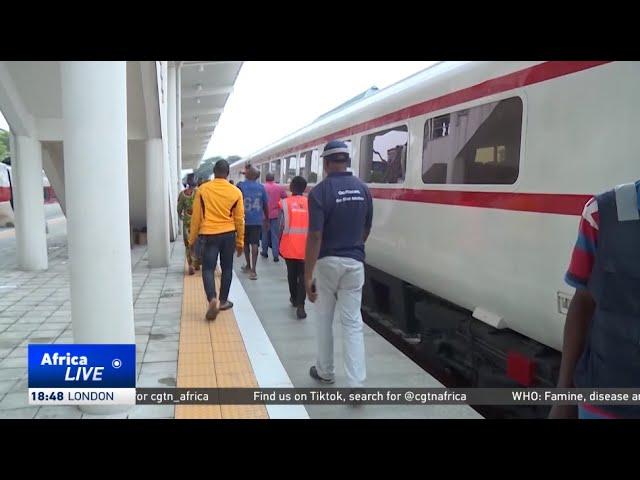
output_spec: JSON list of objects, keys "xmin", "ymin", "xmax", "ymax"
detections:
[{"xmin": 321, "ymin": 140, "xmax": 350, "ymax": 158}]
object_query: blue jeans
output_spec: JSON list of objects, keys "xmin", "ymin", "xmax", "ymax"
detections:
[
  {"xmin": 261, "ymin": 217, "xmax": 281, "ymax": 259},
  {"xmin": 200, "ymin": 231, "xmax": 235, "ymax": 303}
]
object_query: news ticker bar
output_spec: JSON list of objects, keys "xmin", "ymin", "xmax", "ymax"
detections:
[{"xmin": 130, "ymin": 388, "xmax": 640, "ymax": 406}]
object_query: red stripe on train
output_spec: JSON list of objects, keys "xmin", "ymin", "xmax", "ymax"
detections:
[
  {"xmin": 268, "ymin": 61, "xmax": 611, "ymax": 159},
  {"xmin": 369, "ymin": 188, "xmax": 592, "ymax": 216},
  {"xmin": 0, "ymin": 186, "xmax": 11, "ymax": 203}
]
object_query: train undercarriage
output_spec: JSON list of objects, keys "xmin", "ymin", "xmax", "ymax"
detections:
[{"xmin": 361, "ymin": 263, "xmax": 562, "ymax": 419}]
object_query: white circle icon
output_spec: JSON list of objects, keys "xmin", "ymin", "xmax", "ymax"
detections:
[{"xmin": 112, "ymin": 358, "xmax": 122, "ymax": 369}]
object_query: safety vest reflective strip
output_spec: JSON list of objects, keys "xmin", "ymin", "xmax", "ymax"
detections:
[{"xmin": 282, "ymin": 197, "xmax": 290, "ymax": 232}]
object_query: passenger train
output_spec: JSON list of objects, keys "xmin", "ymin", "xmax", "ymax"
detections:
[
  {"xmin": 230, "ymin": 61, "xmax": 639, "ymax": 391},
  {"xmin": 0, "ymin": 162, "xmax": 56, "ymax": 227}
]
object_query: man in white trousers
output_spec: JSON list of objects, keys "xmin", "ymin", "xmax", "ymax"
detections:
[{"xmin": 304, "ymin": 140, "xmax": 374, "ymax": 390}]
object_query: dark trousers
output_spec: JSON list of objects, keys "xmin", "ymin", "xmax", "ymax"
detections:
[
  {"xmin": 200, "ymin": 231, "xmax": 235, "ymax": 303},
  {"xmin": 285, "ymin": 258, "xmax": 306, "ymax": 307}
]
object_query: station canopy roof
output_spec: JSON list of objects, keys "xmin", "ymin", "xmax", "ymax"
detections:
[{"xmin": 180, "ymin": 61, "xmax": 243, "ymax": 169}]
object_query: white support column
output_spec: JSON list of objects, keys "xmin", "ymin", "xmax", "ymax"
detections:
[
  {"xmin": 61, "ymin": 62, "xmax": 135, "ymax": 344},
  {"xmin": 13, "ymin": 135, "xmax": 48, "ymax": 271},
  {"xmin": 61, "ymin": 61, "xmax": 134, "ymax": 414},
  {"xmin": 167, "ymin": 64, "xmax": 179, "ymax": 238},
  {"xmin": 167, "ymin": 65, "xmax": 179, "ymax": 198},
  {"xmin": 176, "ymin": 64, "xmax": 183, "ymax": 184},
  {"xmin": 145, "ymin": 138, "xmax": 170, "ymax": 267}
]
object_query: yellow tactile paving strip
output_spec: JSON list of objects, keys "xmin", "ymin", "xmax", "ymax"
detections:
[{"xmin": 175, "ymin": 262, "xmax": 269, "ymax": 419}]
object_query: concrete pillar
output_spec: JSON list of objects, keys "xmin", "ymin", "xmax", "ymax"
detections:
[
  {"xmin": 145, "ymin": 138, "xmax": 170, "ymax": 267},
  {"xmin": 167, "ymin": 65, "xmax": 179, "ymax": 204},
  {"xmin": 176, "ymin": 64, "xmax": 183, "ymax": 185},
  {"xmin": 167, "ymin": 64, "xmax": 178, "ymax": 237},
  {"xmin": 61, "ymin": 61, "xmax": 135, "ymax": 343},
  {"xmin": 13, "ymin": 135, "xmax": 48, "ymax": 270},
  {"xmin": 61, "ymin": 61, "xmax": 135, "ymax": 413},
  {"xmin": 41, "ymin": 143, "xmax": 67, "ymax": 215}
]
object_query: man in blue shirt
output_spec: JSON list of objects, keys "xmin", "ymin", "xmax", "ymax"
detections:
[
  {"xmin": 238, "ymin": 166, "xmax": 269, "ymax": 280},
  {"xmin": 304, "ymin": 140, "xmax": 374, "ymax": 389}
]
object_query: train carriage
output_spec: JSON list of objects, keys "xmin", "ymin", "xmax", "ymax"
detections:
[
  {"xmin": 230, "ymin": 61, "xmax": 640, "ymax": 391},
  {"xmin": 0, "ymin": 162, "xmax": 57, "ymax": 227}
]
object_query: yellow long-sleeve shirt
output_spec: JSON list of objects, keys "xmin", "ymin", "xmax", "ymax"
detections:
[{"xmin": 188, "ymin": 178, "xmax": 245, "ymax": 248}]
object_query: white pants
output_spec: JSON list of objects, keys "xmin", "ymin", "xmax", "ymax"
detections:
[{"xmin": 314, "ymin": 256, "xmax": 366, "ymax": 387}]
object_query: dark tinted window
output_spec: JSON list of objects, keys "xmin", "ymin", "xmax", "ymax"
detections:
[{"xmin": 422, "ymin": 97, "xmax": 523, "ymax": 185}]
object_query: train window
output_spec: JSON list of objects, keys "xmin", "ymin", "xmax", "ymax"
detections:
[
  {"xmin": 431, "ymin": 114, "xmax": 450, "ymax": 139},
  {"xmin": 308, "ymin": 149, "xmax": 321, "ymax": 183},
  {"xmin": 271, "ymin": 159, "xmax": 282, "ymax": 183},
  {"xmin": 260, "ymin": 163, "xmax": 269, "ymax": 182},
  {"xmin": 299, "ymin": 150, "xmax": 311, "ymax": 180},
  {"xmin": 285, "ymin": 156, "xmax": 297, "ymax": 183},
  {"xmin": 422, "ymin": 97, "xmax": 522, "ymax": 185},
  {"xmin": 359, "ymin": 126, "xmax": 408, "ymax": 184}
]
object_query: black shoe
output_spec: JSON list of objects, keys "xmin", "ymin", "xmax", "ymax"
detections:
[
  {"xmin": 296, "ymin": 307, "xmax": 307, "ymax": 319},
  {"xmin": 219, "ymin": 300, "xmax": 234, "ymax": 311},
  {"xmin": 273, "ymin": 257, "xmax": 279, "ymax": 263},
  {"xmin": 309, "ymin": 366, "xmax": 334, "ymax": 384},
  {"xmin": 260, "ymin": 252, "xmax": 268, "ymax": 258}
]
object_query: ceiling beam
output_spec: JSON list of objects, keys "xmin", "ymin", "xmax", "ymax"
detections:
[
  {"xmin": 0, "ymin": 62, "xmax": 37, "ymax": 137},
  {"xmin": 183, "ymin": 124, "xmax": 216, "ymax": 132},
  {"xmin": 182, "ymin": 85, "xmax": 234, "ymax": 99},
  {"xmin": 140, "ymin": 61, "xmax": 161, "ymax": 138},
  {"xmin": 182, "ymin": 107, "xmax": 223, "ymax": 116},
  {"xmin": 182, "ymin": 61, "xmax": 239, "ymax": 68}
]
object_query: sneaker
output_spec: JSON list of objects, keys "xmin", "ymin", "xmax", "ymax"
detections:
[
  {"xmin": 296, "ymin": 306, "xmax": 307, "ymax": 319},
  {"xmin": 219, "ymin": 300, "xmax": 234, "ymax": 311},
  {"xmin": 309, "ymin": 366, "xmax": 334, "ymax": 384},
  {"xmin": 205, "ymin": 300, "xmax": 219, "ymax": 320}
]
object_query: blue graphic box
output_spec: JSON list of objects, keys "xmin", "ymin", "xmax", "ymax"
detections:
[{"xmin": 28, "ymin": 344, "xmax": 136, "ymax": 388}]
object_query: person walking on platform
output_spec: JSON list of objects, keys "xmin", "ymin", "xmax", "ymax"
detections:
[
  {"xmin": 189, "ymin": 160, "xmax": 245, "ymax": 321},
  {"xmin": 304, "ymin": 140, "xmax": 373, "ymax": 388},
  {"xmin": 261, "ymin": 172, "xmax": 287, "ymax": 262},
  {"xmin": 178, "ymin": 173, "xmax": 199, "ymax": 275},
  {"xmin": 279, "ymin": 176, "xmax": 309, "ymax": 319},
  {"xmin": 238, "ymin": 166, "xmax": 269, "ymax": 280},
  {"xmin": 549, "ymin": 179, "xmax": 640, "ymax": 420}
]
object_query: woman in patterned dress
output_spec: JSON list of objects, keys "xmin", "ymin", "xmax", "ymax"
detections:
[{"xmin": 177, "ymin": 174, "xmax": 199, "ymax": 275}]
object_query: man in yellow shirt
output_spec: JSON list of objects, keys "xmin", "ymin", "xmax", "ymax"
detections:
[{"xmin": 189, "ymin": 160, "xmax": 245, "ymax": 320}]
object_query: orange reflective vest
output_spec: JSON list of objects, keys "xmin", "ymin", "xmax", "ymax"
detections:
[{"xmin": 279, "ymin": 195, "xmax": 309, "ymax": 260}]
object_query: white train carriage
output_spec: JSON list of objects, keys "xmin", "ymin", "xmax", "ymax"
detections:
[
  {"xmin": 0, "ymin": 162, "xmax": 57, "ymax": 227},
  {"xmin": 230, "ymin": 61, "xmax": 640, "ymax": 389},
  {"xmin": 0, "ymin": 163, "xmax": 14, "ymax": 227}
]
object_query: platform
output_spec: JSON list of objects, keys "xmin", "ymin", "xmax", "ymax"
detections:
[
  {"xmin": 0, "ymin": 208, "xmax": 481, "ymax": 419},
  {"xmin": 232, "ymin": 255, "xmax": 481, "ymax": 419}
]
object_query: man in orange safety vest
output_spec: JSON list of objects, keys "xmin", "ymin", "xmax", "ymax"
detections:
[{"xmin": 279, "ymin": 176, "xmax": 309, "ymax": 319}]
